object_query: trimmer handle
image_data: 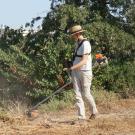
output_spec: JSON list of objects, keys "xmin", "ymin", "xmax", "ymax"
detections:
[{"xmin": 66, "ymin": 70, "xmax": 72, "ymax": 82}]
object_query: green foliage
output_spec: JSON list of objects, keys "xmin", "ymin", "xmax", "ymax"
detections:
[
  {"xmin": 42, "ymin": 4, "xmax": 89, "ymax": 33},
  {"xmin": 85, "ymin": 21, "xmax": 135, "ymax": 97},
  {"xmin": 0, "ymin": 26, "xmax": 23, "ymax": 49},
  {"xmin": 93, "ymin": 62, "xmax": 135, "ymax": 98},
  {"xmin": 26, "ymin": 40, "xmax": 60, "ymax": 98},
  {"xmin": 0, "ymin": 45, "xmax": 35, "ymax": 90},
  {"xmin": 125, "ymin": 5, "xmax": 135, "ymax": 35},
  {"xmin": 85, "ymin": 21, "xmax": 135, "ymax": 60},
  {"xmin": 0, "ymin": 0, "xmax": 135, "ymax": 102}
]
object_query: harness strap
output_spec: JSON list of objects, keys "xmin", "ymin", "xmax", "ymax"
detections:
[{"xmin": 76, "ymin": 53, "xmax": 91, "ymax": 57}]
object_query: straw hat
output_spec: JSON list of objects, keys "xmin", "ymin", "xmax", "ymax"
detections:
[{"xmin": 69, "ymin": 25, "xmax": 85, "ymax": 35}]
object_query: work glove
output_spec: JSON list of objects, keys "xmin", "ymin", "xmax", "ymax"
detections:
[{"xmin": 63, "ymin": 68, "xmax": 71, "ymax": 71}]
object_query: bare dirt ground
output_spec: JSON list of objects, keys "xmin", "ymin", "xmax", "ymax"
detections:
[{"xmin": 0, "ymin": 99, "xmax": 135, "ymax": 135}]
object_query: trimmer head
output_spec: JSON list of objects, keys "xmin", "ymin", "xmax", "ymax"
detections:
[{"xmin": 26, "ymin": 109, "xmax": 39, "ymax": 119}]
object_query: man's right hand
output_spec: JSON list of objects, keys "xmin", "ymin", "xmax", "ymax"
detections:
[{"xmin": 63, "ymin": 68, "xmax": 69, "ymax": 71}]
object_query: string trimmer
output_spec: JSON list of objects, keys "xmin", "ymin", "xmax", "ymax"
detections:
[{"xmin": 26, "ymin": 71, "xmax": 72, "ymax": 118}]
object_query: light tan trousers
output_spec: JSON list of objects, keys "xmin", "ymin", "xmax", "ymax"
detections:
[{"xmin": 71, "ymin": 70, "xmax": 98, "ymax": 119}]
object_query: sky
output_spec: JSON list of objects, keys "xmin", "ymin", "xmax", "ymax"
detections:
[{"xmin": 0, "ymin": 0, "xmax": 51, "ymax": 29}]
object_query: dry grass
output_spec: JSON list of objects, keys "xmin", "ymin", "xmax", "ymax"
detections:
[{"xmin": 0, "ymin": 91, "xmax": 135, "ymax": 135}]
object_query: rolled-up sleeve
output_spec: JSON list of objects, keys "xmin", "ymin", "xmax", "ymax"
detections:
[{"xmin": 80, "ymin": 41, "xmax": 91, "ymax": 55}]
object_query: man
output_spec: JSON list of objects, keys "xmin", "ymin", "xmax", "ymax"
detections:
[{"xmin": 64, "ymin": 25, "xmax": 98, "ymax": 120}]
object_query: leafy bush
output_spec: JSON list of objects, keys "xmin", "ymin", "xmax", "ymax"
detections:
[{"xmin": 0, "ymin": 2, "xmax": 135, "ymax": 102}]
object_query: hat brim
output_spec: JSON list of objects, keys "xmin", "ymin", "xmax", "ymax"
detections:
[{"xmin": 70, "ymin": 30, "xmax": 86, "ymax": 36}]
